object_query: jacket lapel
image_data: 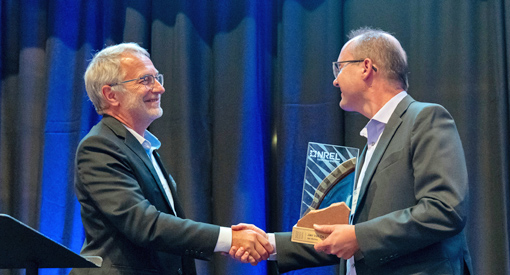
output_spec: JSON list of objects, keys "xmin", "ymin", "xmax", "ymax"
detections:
[
  {"xmin": 102, "ymin": 116, "xmax": 176, "ymax": 215},
  {"xmin": 354, "ymin": 95, "xmax": 415, "ymax": 220},
  {"xmin": 355, "ymin": 145, "xmax": 367, "ymax": 186},
  {"xmin": 153, "ymin": 151, "xmax": 186, "ymax": 218}
]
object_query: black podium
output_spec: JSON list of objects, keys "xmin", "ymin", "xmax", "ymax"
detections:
[{"xmin": 0, "ymin": 214, "xmax": 101, "ymax": 275}]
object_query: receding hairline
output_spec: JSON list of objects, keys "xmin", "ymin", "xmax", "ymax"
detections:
[
  {"xmin": 340, "ymin": 28, "xmax": 409, "ymax": 90},
  {"xmin": 346, "ymin": 31, "xmax": 403, "ymax": 55}
]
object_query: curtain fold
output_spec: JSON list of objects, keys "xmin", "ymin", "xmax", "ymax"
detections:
[
  {"xmin": 0, "ymin": 1, "xmax": 509, "ymax": 274},
  {"xmin": 492, "ymin": 0, "xmax": 510, "ymax": 274}
]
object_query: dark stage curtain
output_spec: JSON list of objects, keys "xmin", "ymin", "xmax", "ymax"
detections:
[{"xmin": 0, "ymin": 0, "xmax": 508, "ymax": 274}]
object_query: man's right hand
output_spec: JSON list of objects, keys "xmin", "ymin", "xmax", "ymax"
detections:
[{"xmin": 231, "ymin": 225, "xmax": 273, "ymax": 266}]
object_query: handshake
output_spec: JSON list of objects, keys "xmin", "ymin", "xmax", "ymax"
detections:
[
  {"xmin": 229, "ymin": 223, "xmax": 272, "ymax": 266},
  {"xmin": 229, "ymin": 222, "xmax": 359, "ymax": 266}
]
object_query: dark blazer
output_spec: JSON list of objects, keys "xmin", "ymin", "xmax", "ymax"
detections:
[
  {"xmin": 274, "ymin": 95, "xmax": 472, "ymax": 275},
  {"xmin": 70, "ymin": 116, "xmax": 220, "ymax": 275}
]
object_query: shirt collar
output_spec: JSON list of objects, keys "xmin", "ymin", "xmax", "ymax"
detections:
[
  {"xmin": 371, "ymin": 91, "xmax": 408, "ymax": 124},
  {"xmin": 123, "ymin": 125, "xmax": 161, "ymax": 154},
  {"xmin": 360, "ymin": 91, "xmax": 408, "ymax": 143}
]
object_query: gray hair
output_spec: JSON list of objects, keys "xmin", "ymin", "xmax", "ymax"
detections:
[
  {"xmin": 84, "ymin": 42, "xmax": 150, "ymax": 114},
  {"xmin": 347, "ymin": 27, "xmax": 409, "ymax": 90}
]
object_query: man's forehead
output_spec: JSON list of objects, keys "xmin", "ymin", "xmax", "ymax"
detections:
[
  {"xmin": 120, "ymin": 52, "xmax": 148, "ymax": 65},
  {"xmin": 120, "ymin": 53, "xmax": 157, "ymax": 75},
  {"xmin": 337, "ymin": 40, "xmax": 355, "ymax": 61},
  {"xmin": 338, "ymin": 49, "xmax": 353, "ymax": 61}
]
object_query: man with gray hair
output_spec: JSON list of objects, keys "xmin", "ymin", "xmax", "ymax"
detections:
[
  {"xmin": 232, "ymin": 27, "xmax": 472, "ymax": 274},
  {"xmin": 71, "ymin": 42, "xmax": 273, "ymax": 275}
]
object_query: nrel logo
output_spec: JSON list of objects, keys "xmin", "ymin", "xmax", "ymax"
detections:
[{"xmin": 309, "ymin": 149, "xmax": 342, "ymax": 162}]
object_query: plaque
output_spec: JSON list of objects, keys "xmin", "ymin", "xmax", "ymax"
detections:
[{"xmin": 292, "ymin": 142, "xmax": 358, "ymax": 244}]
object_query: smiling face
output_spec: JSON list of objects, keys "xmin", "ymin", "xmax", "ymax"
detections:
[{"xmin": 113, "ymin": 53, "xmax": 165, "ymax": 132}]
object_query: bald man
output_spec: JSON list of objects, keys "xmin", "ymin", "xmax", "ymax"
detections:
[{"xmin": 232, "ymin": 27, "xmax": 472, "ymax": 275}]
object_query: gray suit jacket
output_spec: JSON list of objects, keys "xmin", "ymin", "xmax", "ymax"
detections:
[
  {"xmin": 70, "ymin": 116, "xmax": 220, "ymax": 275},
  {"xmin": 275, "ymin": 95, "xmax": 472, "ymax": 275}
]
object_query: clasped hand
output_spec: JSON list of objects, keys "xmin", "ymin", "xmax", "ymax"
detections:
[{"xmin": 230, "ymin": 223, "xmax": 274, "ymax": 266}]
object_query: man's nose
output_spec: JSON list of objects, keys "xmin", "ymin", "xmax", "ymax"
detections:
[
  {"xmin": 333, "ymin": 77, "xmax": 340, "ymax": 87},
  {"xmin": 153, "ymin": 80, "xmax": 165, "ymax": 93}
]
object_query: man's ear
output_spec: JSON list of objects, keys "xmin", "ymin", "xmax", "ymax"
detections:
[
  {"xmin": 102, "ymin": 85, "xmax": 119, "ymax": 107},
  {"xmin": 361, "ymin": 58, "xmax": 375, "ymax": 80}
]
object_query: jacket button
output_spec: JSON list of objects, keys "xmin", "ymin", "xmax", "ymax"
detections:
[{"xmin": 177, "ymin": 268, "xmax": 183, "ymax": 274}]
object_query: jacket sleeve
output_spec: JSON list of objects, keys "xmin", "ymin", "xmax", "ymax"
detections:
[{"xmin": 274, "ymin": 232, "xmax": 339, "ymax": 273}]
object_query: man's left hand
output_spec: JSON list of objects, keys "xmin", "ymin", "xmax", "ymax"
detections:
[{"xmin": 313, "ymin": 224, "xmax": 359, "ymax": 259}]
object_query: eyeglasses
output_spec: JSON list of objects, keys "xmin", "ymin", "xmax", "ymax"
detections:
[
  {"xmin": 332, "ymin": 60, "xmax": 377, "ymax": 78},
  {"xmin": 109, "ymin": 73, "xmax": 164, "ymax": 88}
]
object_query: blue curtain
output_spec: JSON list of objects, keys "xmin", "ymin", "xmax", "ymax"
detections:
[{"xmin": 1, "ymin": 0, "xmax": 509, "ymax": 275}]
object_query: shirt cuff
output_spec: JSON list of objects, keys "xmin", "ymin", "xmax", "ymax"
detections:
[
  {"xmin": 267, "ymin": 233, "xmax": 277, "ymax": 261},
  {"xmin": 214, "ymin": 226, "xmax": 232, "ymax": 252}
]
